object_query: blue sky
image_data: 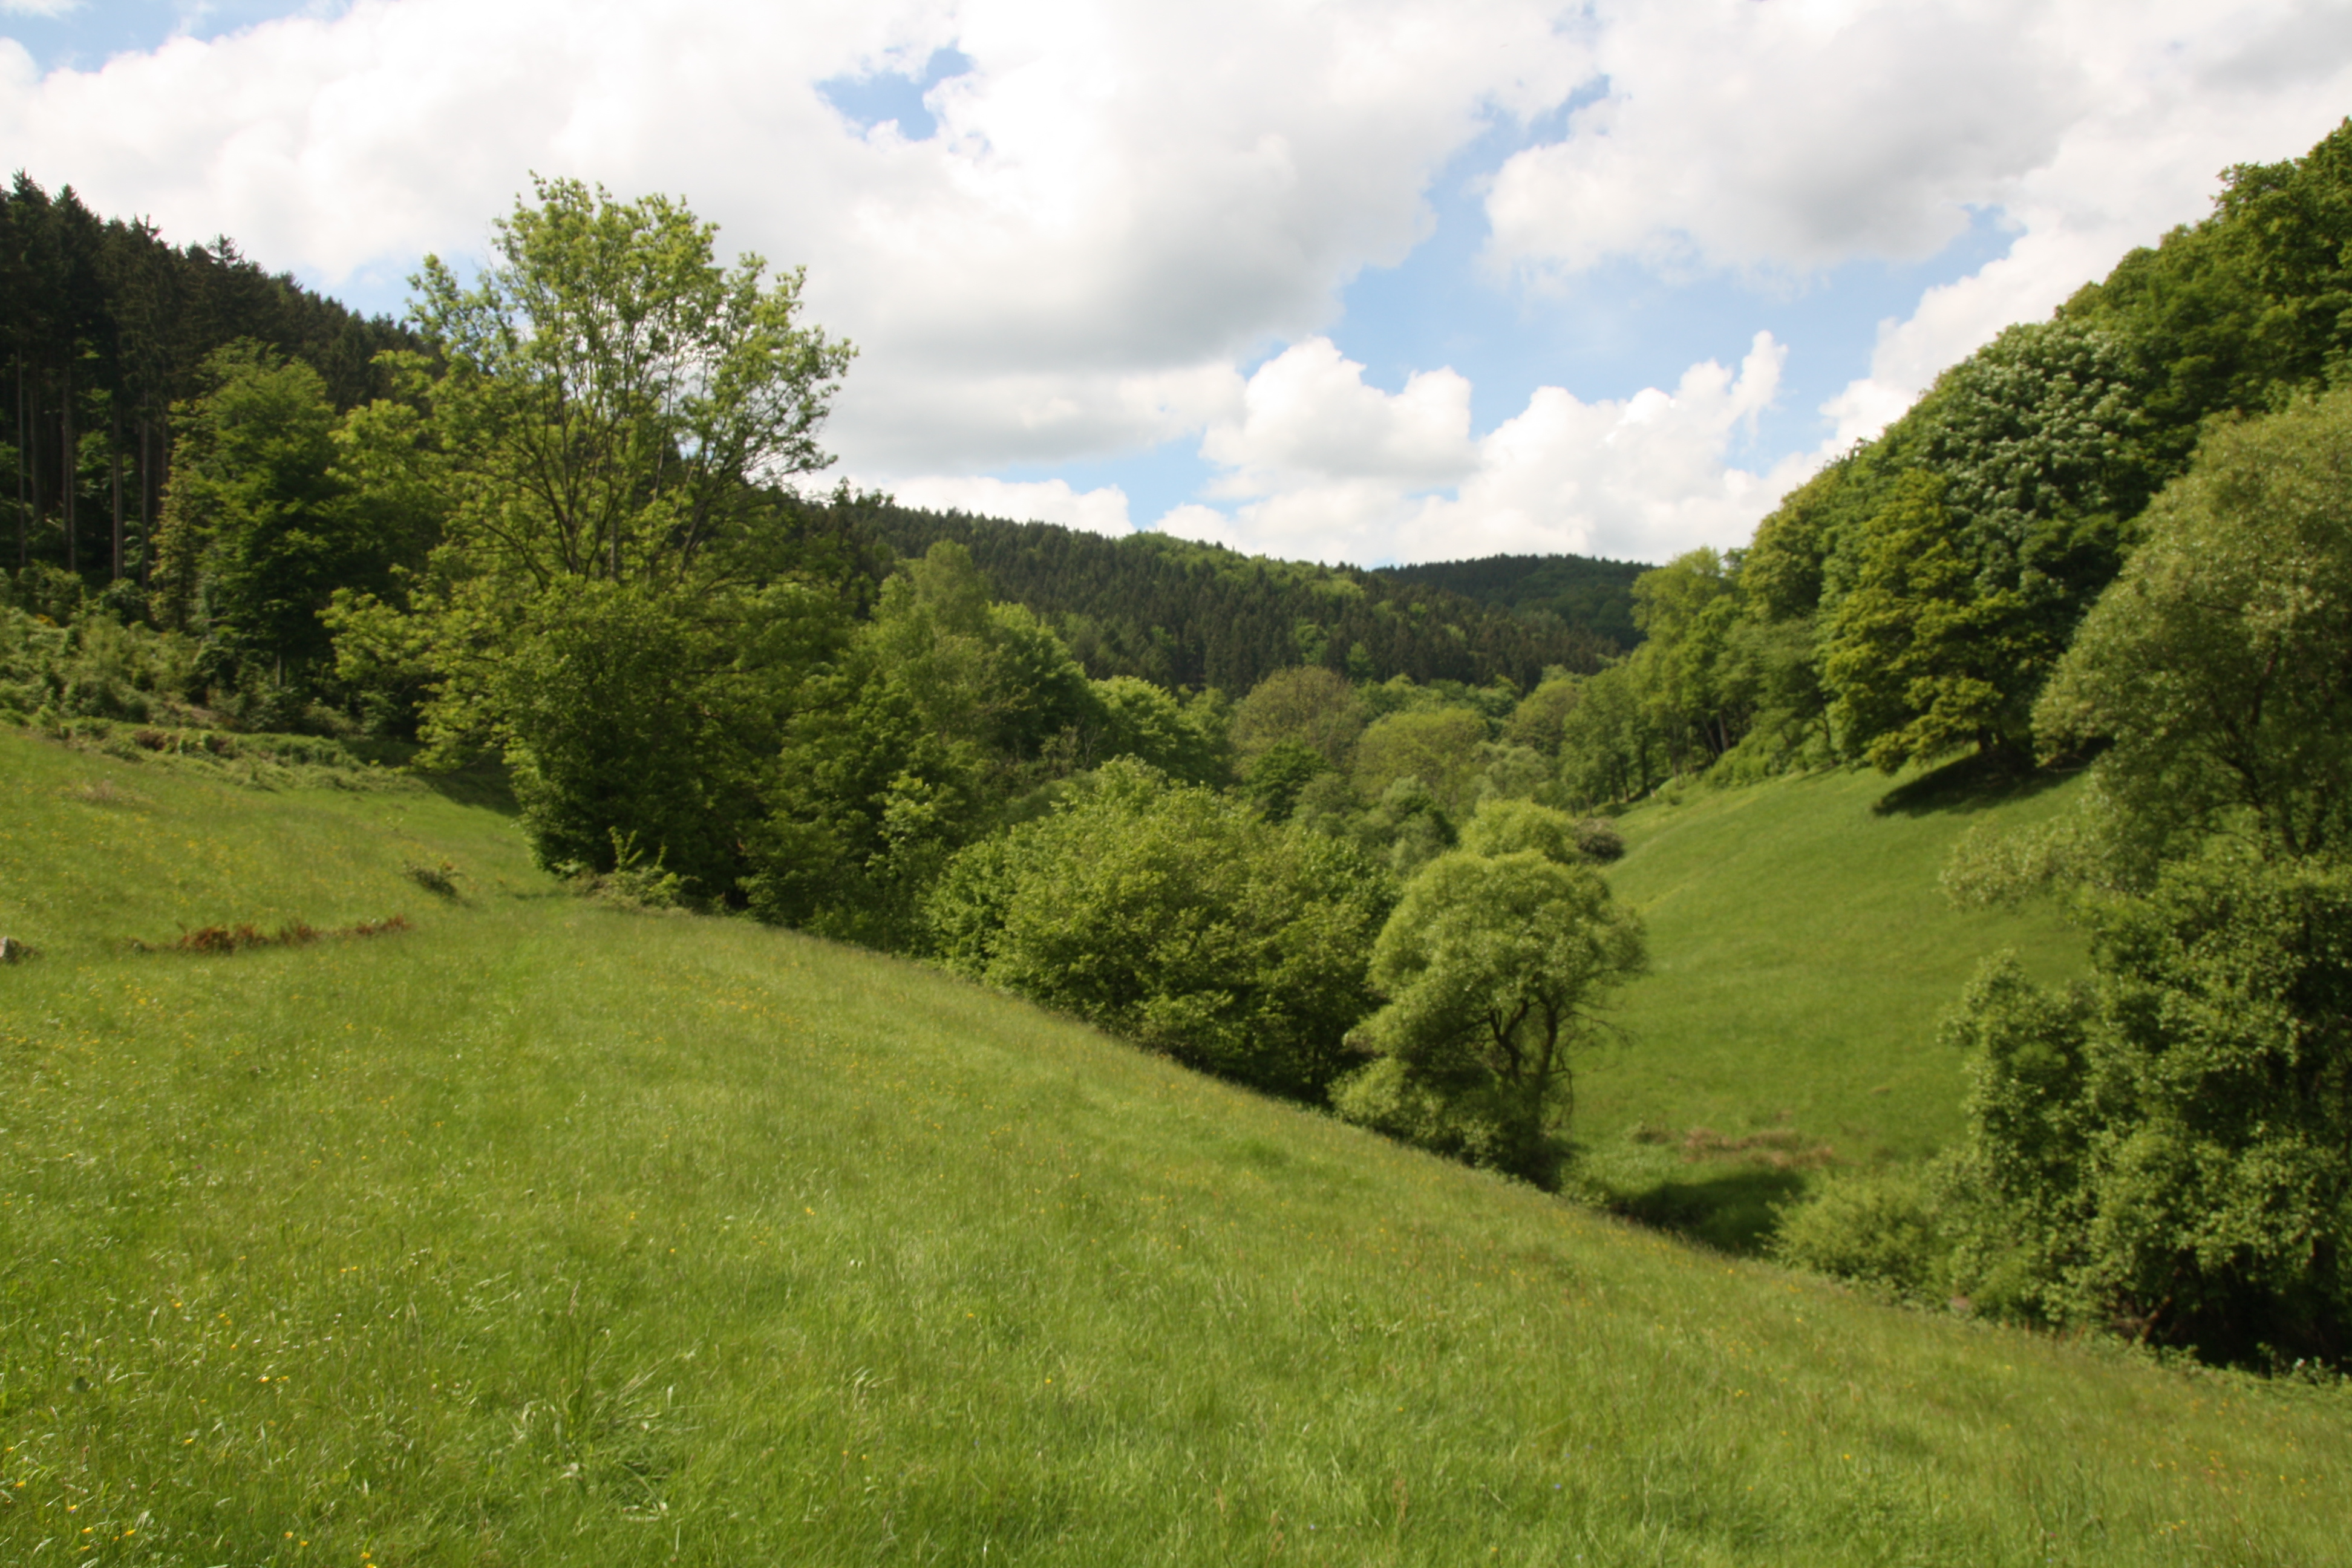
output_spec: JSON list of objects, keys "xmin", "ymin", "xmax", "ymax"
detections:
[{"xmin": 7, "ymin": 0, "xmax": 2350, "ymax": 565}]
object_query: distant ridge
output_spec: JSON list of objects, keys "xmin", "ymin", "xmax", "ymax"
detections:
[
  {"xmin": 1373, "ymin": 552, "xmax": 1646, "ymax": 652},
  {"xmin": 841, "ymin": 499, "xmax": 1641, "ymax": 694}
]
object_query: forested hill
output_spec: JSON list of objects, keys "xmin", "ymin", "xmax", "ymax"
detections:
[
  {"xmin": 843, "ymin": 499, "xmax": 1636, "ymax": 694},
  {"xmin": 1372, "ymin": 552, "xmax": 1646, "ymax": 648},
  {"xmin": 3, "ymin": 174, "xmax": 415, "ymax": 578}
]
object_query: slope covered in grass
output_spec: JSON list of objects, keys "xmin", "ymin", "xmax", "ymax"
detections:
[
  {"xmin": 1572, "ymin": 763, "xmax": 2091, "ymax": 1249},
  {"xmin": 3, "ymin": 730, "xmax": 2349, "ymax": 1565}
]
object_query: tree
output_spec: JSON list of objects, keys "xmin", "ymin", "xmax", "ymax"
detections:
[
  {"xmin": 1230, "ymin": 664, "xmax": 1365, "ymax": 768},
  {"xmin": 745, "ymin": 541, "xmax": 1097, "ymax": 944},
  {"xmin": 150, "ymin": 341, "xmax": 426, "ymax": 682},
  {"xmin": 1943, "ymin": 854, "xmax": 2352, "ymax": 1365},
  {"xmin": 1334, "ymin": 847, "xmax": 1645, "ymax": 1184},
  {"xmin": 1818, "ymin": 319, "xmax": 2146, "ymax": 772},
  {"xmin": 2035, "ymin": 387, "xmax": 2352, "ymax": 869},
  {"xmin": 926, "ymin": 759, "xmax": 1390, "ymax": 1099},
  {"xmin": 1351, "ymin": 707, "xmax": 1488, "ymax": 818},
  {"xmin": 405, "ymin": 175, "xmax": 853, "ymax": 589},
  {"xmin": 335, "ymin": 180, "xmax": 861, "ymax": 884}
]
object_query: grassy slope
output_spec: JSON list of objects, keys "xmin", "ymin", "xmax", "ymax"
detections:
[
  {"xmin": 1574, "ymin": 764, "xmax": 2091, "ymax": 1248},
  {"xmin": 4, "ymin": 732, "xmax": 2349, "ymax": 1565}
]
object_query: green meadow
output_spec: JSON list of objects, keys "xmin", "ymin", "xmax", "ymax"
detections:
[
  {"xmin": 1573, "ymin": 763, "xmax": 2091, "ymax": 1250},
  {"xmin": 4, "ymin": 728, "xmax": 2350, "ymax": 1564}
]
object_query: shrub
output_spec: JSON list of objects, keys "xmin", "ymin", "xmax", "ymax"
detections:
[
  {"xmin": 1771, "ymin": 1165, "xmax": 1952, "ymax": 1304},
  {"xmin": 926, "ymin": 759, "xmax": 1390, "ymax": 1100}
]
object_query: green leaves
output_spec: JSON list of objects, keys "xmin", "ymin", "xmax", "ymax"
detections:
[
  {"xmin": 407, "ymin": 176, "xmax": 854, "ymax": 589},
  {"xmin": 2036, "ymin": 385, "xmax": 2352, "ymax": 867},
  {"xmin": 925, "ymin": 759, "xmax": 1390, "ymax": 1100},
  {"xmin": 1337, "ymin": 823, "xmax": 1646, "ymax": 1184}
]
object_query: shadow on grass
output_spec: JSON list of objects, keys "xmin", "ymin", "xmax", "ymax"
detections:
[
  {"xmin": 1870, "ymin": 749, "xmax": 2078, "ymax": 820},
  {"xmin": 347, "ymin": 740, "xmax": 521, "ymax": 815},
  {"xmin": 1602, "ymin": 1165, "xmax": 1814, "ymax": 1256}
]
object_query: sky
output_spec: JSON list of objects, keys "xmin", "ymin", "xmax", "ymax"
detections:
[{"xmin": 6, "ymin": 1, "xmax": 2352, "ymax": 567}]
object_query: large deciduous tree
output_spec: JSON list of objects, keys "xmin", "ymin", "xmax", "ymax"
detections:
[
  {"xmin": 336, "ymin": 180, "xmax": 860, "ymax": 889},
  {"xmin": 406, "ymin": 175, "xmax": 853, "ymax": 589},
  {"xmin": 2034, "ymin": 385, "xmax": 2352, "ymax": 870}
]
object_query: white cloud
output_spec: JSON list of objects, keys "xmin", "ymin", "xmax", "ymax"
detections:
[
  {"xmin": 10, "ymin": 0, "xmax": 2352, "ymax": 570},
  {"xmin": 0, "ymin": 0, "xmax": 1590, "ymax": 472},
  {"xmin": 1163, "ymin": 332, "xmax": 1797, "ymax": 565},
  {"xmin": 0, "ymin": 0, "xmax": 81, "ymax": 18},
  {"xmin": 1489, "ymin": 0, "xmax": 2081, "ymax": 278},
  {"xmin": 1487, "ymin": 0, "xmax": 2352, "ymax": 456},
  {"xmin": 879, "ymin": 474, "xmax": 1134, "ymax": 537}
]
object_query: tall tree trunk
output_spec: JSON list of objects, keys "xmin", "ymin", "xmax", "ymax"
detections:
[
  {"xmin": 61, "ymin": 362, "xmax": 75, "ymax": 575},
  {"xmin": 138, "ymin": 413, "xmax": 152, "ymax": 587},
  {"xmin": 110, "ymin": 403, "xmax": 123, "ymax": 581},
  {"xmin": 12, "ymin": 354, "xmax": 23, "ymax": 572},
  {"xmin": 27, "ymin": 373, "xmax": 42, "ymax": 566}
]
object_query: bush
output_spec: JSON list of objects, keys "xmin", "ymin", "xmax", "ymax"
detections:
[
  {"xmin": 926, "ymin": 759, "xmax": 1390, "ymax": 1100},
  {"xmin": 1771, "ymin": 1165, "xmax": 1951, "ymax": 1304}
]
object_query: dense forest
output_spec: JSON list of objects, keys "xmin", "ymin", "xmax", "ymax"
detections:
[
  {"xmin": 1, "ymin": 175, "xmax": 414, "ymax": 589},
  {"xmin": 845, "ymin": 502, "xmax": 1630, "ymax": 693},
  {"xmin": 1374, "ymin": 551, "xmax": 1645, "ymax": 649},
  {"xmin": 8, "ymin": 119, "xmax": 2352, "ymax": 1368}
]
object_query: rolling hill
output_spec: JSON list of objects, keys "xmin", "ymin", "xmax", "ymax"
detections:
[{"xmin": 2, "ymin": 728, "xmax": 2347, "ymax": 1565}]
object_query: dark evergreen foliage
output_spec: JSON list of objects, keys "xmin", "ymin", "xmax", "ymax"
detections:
[
  {"xmin": 1373, "ymin": 552, "xmax": 1645, "ymax": 650},
  {"xmin": 1, "ymin": 173, "xmax": 415, "ymax": 585},
  {"xmin": 838, "ymin": 499, "xmax": 1628, "ymax": 695}
]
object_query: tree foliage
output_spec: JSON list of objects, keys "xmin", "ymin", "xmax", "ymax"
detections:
[
  {"xmin": 1943, "ymin": 855, "xmax": 2352, "ymax": 1365},
  {"xmin": 926, "ymin": 759, "xmax": 1389, "ymax": 1099},
  {"xmin": 2036, "ymin": 387, "xmax": 2352, "ymax": 867},
  {"xmin": 1335, "ymin": 840, "xmax": 1645, "ymax": 1184}
]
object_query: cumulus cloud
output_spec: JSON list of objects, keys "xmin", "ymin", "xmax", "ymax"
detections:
[
  {"xmin": 10, "ymin": 0, "xmax": 2352, "ymax": 568},
  {"xmin": 1489, "ymin": 0, "xmax": 2080, "ymax": 277},
  {"xmin": 1163, "ymin": 333, "xmax": 1797, "ymax": 565},
  {"xmin": 0, "ymin": 0, "xmax": 1589, "ymax": 472},
  {"xmin": 878, "ymin": 474, "xmax": 1134, "ymax": 537},
  {"xmin": 1488, "ymin": 0, "xmax": 2352, "ymax": 459}
]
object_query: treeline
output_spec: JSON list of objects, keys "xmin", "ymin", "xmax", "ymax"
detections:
[
  {"xmin": 1, "ymin": 174, "xmax": 414, "ymax": 589},
  {"xmin": 1373, "ymin": 552, "xmax": 1645, "ymax": 649},
  {"xmin": 1557, "ymin": 120, "xmax": 2352, "ymax": 802},
  {"xmin": 1633, "ymin": 120, "xmax": 2352, "ymax": 1370},
  {"xmin": 849, "ymin": 503, "xmax": 1628, "ymax": 694}
]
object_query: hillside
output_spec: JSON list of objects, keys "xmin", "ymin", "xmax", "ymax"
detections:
[
  {"xmin": 5, "ymin": 728, "xmax": 2350, "ymax": 1564},
  {"xmin": 843, "ymin": 500, "xmax": 1633, "ymax": 693},
  {"xmin": 1373, "ymin": 553, "xmax": 1647, "ymax": 650},
  {"xmin": 1575, "ymin": 763, "xmax": 2091, "ymax": 1250}
]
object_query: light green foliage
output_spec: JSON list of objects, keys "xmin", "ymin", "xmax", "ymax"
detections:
[
  {"xmin": 1229, "ymin": 664, "xmax": 1364, "ymax": 768},
  {"xmin": 1338, "ymin": 848, "xmax": 1645, "ymax": 1184},
  {"xmin": 1629, "ymin": 547, "xmax": 1742, "ymax": 765},
  {"xmin": 748, "ymin": 541, "xmax": 1095, "ymax": 944},
  {"xmin": 1942, "ymin": 854, "xmax": 2352, "ymax": 1365},
  {"xmin": 0, "ymin": 603, "xmax": 203, "ymax": 726},
  {"xmin": 1769, "ymin": 1164, "xmax": 1949, "ymax": 1305},
  {"xmin": 1086, "ymin": 674, "xmax": 1231, "ymax": 785},
  {"xmin": 2036, "ymin": 387, "xmax": 2352, "ymax": 867},
  {"xmin": 1458, "ymin": 798, "xmax": 1592, "ymax": 867},
  {"xmin": 8, "ymin": 730, "xmax": 2352, "ymax": 1563},
  {"xmin": 406, "ymin": 176, "xmax": 852, "ymax": 589},
  {"xmin": 926, "ymin": 759, "xmax": 1387, "ymax": 1099},
  {"xmin": 1501, "ymin": 673, "xmax": 1580, "ymax": 754},
  {"xmin": 1351, "ymin": 707, "xmax": 1488, "ymax": 818},
  {"xmin": 151, "ymin": 342, "xmax": 426, "ymax": 677},
  {"xmin": 1553, "ymin": 656, "xmax": 1664, "ymax": 806}
]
